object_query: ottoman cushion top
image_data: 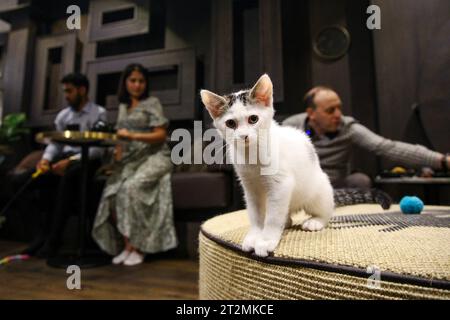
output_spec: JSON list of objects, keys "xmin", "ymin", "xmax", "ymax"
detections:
[{"xmin": 201, "ymin": 204, "xmax": 450, "ymax": 290}]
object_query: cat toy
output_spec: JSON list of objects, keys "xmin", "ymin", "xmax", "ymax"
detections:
[
  {"xmin": 400, "ymin": 196, "xmax": 424, "ymax": 214},
  {"xmin": 0, "ymin": 168, "xmax": 46, "ymax": 228},
  {"xmin": 0, "ymin": 254, "xmax": 30, "ymax": 266}
]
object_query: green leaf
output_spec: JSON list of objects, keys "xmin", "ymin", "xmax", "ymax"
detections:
[
  {"xmin": 0, "ymin": 112, "xmax": 29, "ymax": 143},
  {"xmin": 4, "ymin": 113, "xmax": 26, "ymax": 126}
]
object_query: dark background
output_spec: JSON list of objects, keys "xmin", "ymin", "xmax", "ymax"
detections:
[{"xmin": 0, "ymin": 0, "xmax": 448, "ymax": 184}]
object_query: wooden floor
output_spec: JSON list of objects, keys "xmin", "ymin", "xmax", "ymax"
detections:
[{"xmin": 0, "ymin": 241, "xmax": 199, "ymax": 299}]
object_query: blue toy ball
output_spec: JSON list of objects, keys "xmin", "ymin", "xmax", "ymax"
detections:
[{"xmin": 400, "ymin": 196, "xmax": 424, "ymax": 214}]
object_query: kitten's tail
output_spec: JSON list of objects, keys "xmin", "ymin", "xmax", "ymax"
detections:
[{"xmin": 333, "ymin": 188, "xmax": 392, "ymax": 210}]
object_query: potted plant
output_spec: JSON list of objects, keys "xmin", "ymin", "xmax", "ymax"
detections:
[{"xmin": 0, "ymin": 113, "xmax": 30, "ymax": 165}]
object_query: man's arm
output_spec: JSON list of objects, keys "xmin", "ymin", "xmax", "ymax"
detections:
[{"xmin": 350, "ymin": 123, "xmax": 444, "ymax": 170}]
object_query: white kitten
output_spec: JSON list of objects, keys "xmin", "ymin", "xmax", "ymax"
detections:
[{"xmin": 200, "ymin": 74, "xmax": 334, "ymax": 257}]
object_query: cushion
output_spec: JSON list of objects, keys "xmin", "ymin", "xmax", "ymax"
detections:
[
  {"xmin": 11, "ymin": 150, "xmax": 44, "ymax": 175},
  {"xmin": 172, "ymin": 172, "xmax": 231, "ymax": 210},
  {"xmin": 199, "ymin": 204, "xmax": 450, "ymax": 299}
]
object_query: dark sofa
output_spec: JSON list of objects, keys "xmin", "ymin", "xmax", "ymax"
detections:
[{"xmin": 0, "ymin": 146, "xmax": 244, "ymax": 258}]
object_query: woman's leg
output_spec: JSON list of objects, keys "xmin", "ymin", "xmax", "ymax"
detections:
[
  {"xmin": 124, "ymin": 236, "xmax": 134, "ymax": 252},
  {"xmin": 111, "ymin": 209, "xmax": 134, "ymax": 264},
  {"xmin": 111, "ymin": 211, "xmax": 135, "ymax": 252},
  {"xmin": 123, "ymin": 239, "xmax": 144, "ymax": 266}
]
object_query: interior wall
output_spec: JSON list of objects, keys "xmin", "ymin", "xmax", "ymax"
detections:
[
  {"xmin": 345, "ymin": 0, "xmax": 379, "ymax": 176},
  {"xmin": 297, "ymin": 0, "xmax": 450, "ymax": 175},
  {"xmin": 47, "ymin": 0, "xmax": 211, "ymax": 128},
  {"xmin": 372, "ymin": 0, "xmax": 450, "ymax": 160},
  {"xmin": 280, "ymin": 0, "xmax": 311, "ymax": 117},
  {"xmin": 164, "ymin": 0, "xmax": 211, "ymax": 125},
  {"xmin": 303, "ymin": 0, "xmax": 379, "ymax": 176},
  {"xmin": 4, "ymin": 0, "xmax": 447, "ymax": 169},
  {"xmin": 308, "ymin": 0, "xmax": 352, "ymax": 116}
]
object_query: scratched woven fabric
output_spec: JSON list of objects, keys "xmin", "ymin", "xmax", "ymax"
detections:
[
  {"xmin": 200, "ymin": 204, "xmax": 450, "ymax": 281},
  {"xmin": 199, "ymin": 204, "xmax": 450, "ymax": 299}
]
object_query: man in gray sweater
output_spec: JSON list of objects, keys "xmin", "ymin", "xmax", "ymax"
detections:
[{"xmin": 282, "ymin": 86, "xmax": 449, "ymax": 188}]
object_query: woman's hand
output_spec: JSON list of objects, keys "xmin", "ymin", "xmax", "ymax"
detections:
[
  {"xmin": 114, "ymin": 144, "xmax": 123, "ymax": 162},
  {"xmin": 117, "ymin": 128, "xmax": 134, "ymax": 140},
  {"xmin": 117, "ymin": 127, "xmax": 167, "ymax": 144}
]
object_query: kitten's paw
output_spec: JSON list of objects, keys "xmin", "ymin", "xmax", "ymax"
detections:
[
  {"xmin": 254, "ymin": 238, "xmax": 279, "ymax": 257},
  {"xmin": 242, "ymin": 231, "xmax": 260, "ymax": 252},
  {"xmin": 301, "ymin": 218, "xmax": 325, "ymax": 231}
]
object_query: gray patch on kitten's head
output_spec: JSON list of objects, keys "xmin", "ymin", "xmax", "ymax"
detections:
[
  {"xmin": 201, "ymin": 74, "xmax": 273, "ymax": 120},
  {"xmin": 224, "ymin": 90, "xmax": 251, "ymax": 109}
]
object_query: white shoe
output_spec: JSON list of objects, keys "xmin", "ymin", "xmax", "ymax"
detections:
[
  {"xmin": 123, "ymin": 251, "xmax": 144, "ymax": 266},
  {"xmin": 112, "ymin": 249, "xmax": 130, "ymax": 265}
]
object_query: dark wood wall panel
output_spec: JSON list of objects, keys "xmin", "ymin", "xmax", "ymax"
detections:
[
  {"xmin": 308, "ymin": 0, "xmax": 352, "ymax": 116},
  {"xmin": 29, "ymin": 33, "xmax": 78, "ymax": 126},
  {"xmin": 280, "ymin": 0, "xmax": 311, "ymax": 116},
  {"xmin": 346, "ymin": 0, "xmax": 379, "ymax": 176},
  {"xmin": 210, "ymin": 0, "xmax": 233, "ymax": 95},
  {"xmin": 372, "ymin": 0, "xmax": 450, "ymax": 156},
  {"xmin": 3, "ymin": 27, "xmax": 35, "ymax": 116},
  {"xmin": 210, "ymin": 0, "xmax": 284, "ymax": 99},
  {"xmin": 86, "ymin": 48, "xmax": 196, "ymax": 122},
  {"xmin": 259, "ymin": 0, "xmax": 284, "ymax": 102}
]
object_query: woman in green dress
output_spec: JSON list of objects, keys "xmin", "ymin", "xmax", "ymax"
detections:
[{"xmin": 92, "ymin": 64, "xmax": 177, "ymax": 266}]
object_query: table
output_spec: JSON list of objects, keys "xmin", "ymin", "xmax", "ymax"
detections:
[
  {"xmin": 375, "ymin": 176, "xmax": 450, "ymax": 205},
  {"xmin": 36, "ymin": 131, "xmax": 119, "ymax": 268}
]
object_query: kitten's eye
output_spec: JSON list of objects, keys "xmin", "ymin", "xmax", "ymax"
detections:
[
  {"xmin": 248, "ymin": 115, "xmax": 259, "ymax": 124},
  {"xmin": 225, "ymin": 119, "xmax": 237, "ymax": 129}
]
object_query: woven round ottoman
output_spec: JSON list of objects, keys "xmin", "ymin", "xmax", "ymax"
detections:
[{"xmin": 199, "ymin": 204, "xmax": 450, "ymax": 299}]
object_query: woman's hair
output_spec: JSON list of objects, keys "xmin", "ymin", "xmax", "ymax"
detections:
[{"xmin": 117, "ymin": 63, "xmax": 150, "ymax": 104}]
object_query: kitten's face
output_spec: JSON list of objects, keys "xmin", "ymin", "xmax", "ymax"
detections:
[{"xmin": 200, "ymin": 74, "xmax": 274, "ymax": 147}]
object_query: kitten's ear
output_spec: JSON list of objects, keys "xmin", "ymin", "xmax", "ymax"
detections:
[
  {"xmin": 250, "ymin": 74, "xmax": 273, "ymax": 107},
  {"xmin": 200, "ymin": 90, "xmax": 228, "ymax": 119}
]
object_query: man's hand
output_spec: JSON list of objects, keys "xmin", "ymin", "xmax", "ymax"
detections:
[
  {"xmin": 36, "ymin": 159, "xmax": 51, "ymax": 173},
  {"xmin": 51, "ymin": 158, "xmax": 71, "ymax": 176},
  {"xmin": 117, "ymin": 129, "xmax": 134, "ymax": 140},
  {"xmin": 440, "ymin": 154, "xmax": 450, "ymax": 171}
]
